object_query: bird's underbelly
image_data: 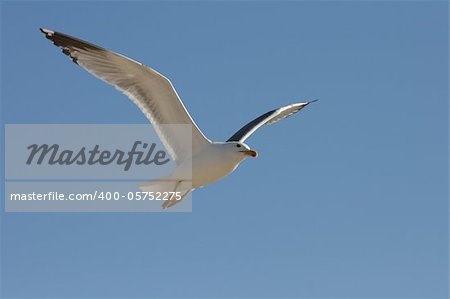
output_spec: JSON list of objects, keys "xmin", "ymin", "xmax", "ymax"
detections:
[
  {"xmin": 171, "ymin": 155, "xmax": 242, "ymax": 189},
  {"xmin": 192, "ymin": 160, "xmax": 239, "ymax": 188}
]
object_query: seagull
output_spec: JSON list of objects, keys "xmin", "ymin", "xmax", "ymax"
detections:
[{"xmin": 40, "ymin": 28, "xmax": 317, "ymax": 208}]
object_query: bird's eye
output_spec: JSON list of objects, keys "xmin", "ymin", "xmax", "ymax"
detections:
[{"xmin": 236, "ymin": 144, "xmax": 241, "ymax": 148}]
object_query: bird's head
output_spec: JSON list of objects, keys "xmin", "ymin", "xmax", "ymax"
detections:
[{"xmin": 225, "ymin": 141, "xmax": 258, "ymax": 158}]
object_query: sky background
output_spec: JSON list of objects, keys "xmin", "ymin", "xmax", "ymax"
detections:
[{"xmin": 1, "ymin": 1, "xmax": 448, "ymax": 298}]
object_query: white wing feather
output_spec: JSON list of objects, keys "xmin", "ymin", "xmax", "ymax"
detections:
[{"xmin": 40, "ymin": 28, "xmax": 210, "ymax": 163}]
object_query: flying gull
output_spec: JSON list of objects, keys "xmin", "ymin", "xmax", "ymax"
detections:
[{"xmin": 40, "ymin": 28, "xmax": 317, "ymax": 208}]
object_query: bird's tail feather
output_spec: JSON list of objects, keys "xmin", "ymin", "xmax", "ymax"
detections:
[{"xmin": 139, "ymin": 179, "xmax": 192, "ymax": 209}]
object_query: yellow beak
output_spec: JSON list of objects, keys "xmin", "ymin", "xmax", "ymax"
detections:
[{"xmin": 241, "ymin": 150, "xmax": 258, "ymax": 158}]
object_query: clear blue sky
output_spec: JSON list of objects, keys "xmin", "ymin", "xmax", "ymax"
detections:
[{"xmin": 1, "ymin": 1, "xmax": 448, "ymax": 298}]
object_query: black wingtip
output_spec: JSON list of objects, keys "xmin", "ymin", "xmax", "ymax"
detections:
[
  {"xmin": 39, "ymin": 28, "xmax": 80, "ymax": 65},
  {"xmin": 40, "ymin": 28, "xmax": 50, "ymax": 35},
  {"xmin": 40, "ymin": 28, "xmax": 55, "ymax": 40},
  {"xmin": 307, "ymin": 99, "xmax": 319, "ymax": 104}
]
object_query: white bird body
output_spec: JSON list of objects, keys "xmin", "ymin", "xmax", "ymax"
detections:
[
  {"xmin": 40, "ymin": 28, "xmax": 316, "ymax": 208},
  {"xmin": 189, "ymin": 142, "xmax": 250, "ymax": 187},
  {"xmin": 139, "ymin": 142, "xmax": 252, "ymax": 208},
  {"xmin": 146, "ymin": 142, "xmax": 250, "ymax": 187}
]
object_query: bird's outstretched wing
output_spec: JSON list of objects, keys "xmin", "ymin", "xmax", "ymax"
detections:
[
  {"xmin": 40, "ymin": 28, "xmax": 210, "ymax": 163},
  {"xmin": 227, "ymin": 100, "xmax": 317, "ymax": 142}
]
